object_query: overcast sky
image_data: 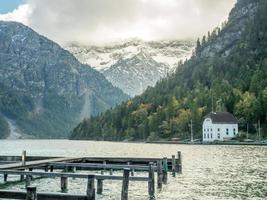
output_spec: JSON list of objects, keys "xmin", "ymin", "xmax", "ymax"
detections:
[{"xmin": 0, "ymin": 0, "xmax": 236, "ymax": 45}]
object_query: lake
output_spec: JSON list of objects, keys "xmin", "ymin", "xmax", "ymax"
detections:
[{"xmin": 0, "ymin": 140, "xmax": 266, "ymax": 199}]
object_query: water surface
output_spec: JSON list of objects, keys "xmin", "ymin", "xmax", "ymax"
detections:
[{"xmin": 0, "ymin": 140, "xmax": 266, "ymax": 199}]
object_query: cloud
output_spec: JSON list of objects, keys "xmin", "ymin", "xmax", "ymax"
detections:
[
  {"xmin": 0, "ymin": 0, "xmax": 236, "ymax": 45},
  {"xmin": 0, "ymin": 4, "xmax": 32, "ymax": 25}
]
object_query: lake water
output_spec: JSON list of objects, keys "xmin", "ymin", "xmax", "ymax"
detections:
[{"xmin": 0, "ymin": 140, "xmax": 266, "ymax": 199}]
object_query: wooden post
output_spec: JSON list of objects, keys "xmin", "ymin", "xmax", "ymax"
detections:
[
  {"xmin": 22, "ymin": 150, "xmax": 26, "ymax": 166},
  {"xmin": 109, "ymin": 169, "xmax": 113, "ymax": 175},
  {"xmin": 26, "ymin": 186, "xmax": 37, "ymax": 200},
  {"xmin": 131, "ymin": 169, "xmax": 135, "ymax": 176},
  {"xmin": 102, "ymin": 161, "xmax": 106, "ymax": 175},
  {"xmin": 157, "ymin": 160, "xmax": 163, "ymax": 190},
  {"xmin": 60, "ymin": 176, "xmax": 68, "ymax": 193},
  {"xmin": 20, "ymin": 170, "xmax": 25, "ymax": 181},
  {"xmin": 97, "ymin": 179, "xmax": 103, "ymax": 195},
  {"xmin": 28, "ymin": 169, "xmax": 33, "ymax": 180},
  {"xmin": 50, "ymin": 166, "xmax": 54, "ymax": 172},
  {"xmin": 86, "ymin": 175, "xmax": 95, "ymax": 200},
  {"xmin": 25, "ymin": 175, "xmax": 31, "ymax": 188},
  {"xmin": 127, "ymin": 161, "xmax": 134, "ymax": 176},
  {"xmin": 3, "ymin": 174, "xmax": 8, "ymax": 183},
  {"xmin": 148, "ymin": 162, "xmax": 155, "ymax": 199},
  {"xmin": 172, "ymin": 155, "xmax": 176, "ymax": 177},
  {"xmin": 121, "ymin": 168, "xmax": 130, "ymax": 200},
  {"xmin": 21, "ymin": 150, "xmax": 26, "ymax": 181},
  {"xmin": 29, "ymin": 168, "xmax": 33, "ymax": 180},
  {"xmin": 162, "ymin": 157, "xmax": 168, "ymax": 184},
  {"xmin": 72, "ymin": 166, "xmax": 77, "ymax": 173},
  {"xmin": 177, "ymin": 151, "xmax": 182, "ymax": 173}
]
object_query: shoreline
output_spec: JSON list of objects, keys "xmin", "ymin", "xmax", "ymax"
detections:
[
  {"xmin": 1, "ymin": 138, "xmax": 267, "ymax": 146},
  {"xmin": 146, "ymin": 141, "xmax": 267, "ymax": 146}
]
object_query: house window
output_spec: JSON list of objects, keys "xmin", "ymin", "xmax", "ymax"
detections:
[
  {"xmin": 207, "ymin": 129, "xmax": 209, "ymax": 132},
  {"xmin": 233, "ymin": 128, "xmax": 236, "ymax": 135},
  {"xmin": 204, "ymin": 129, "xmax": 206, "ymax": 132},
  {"xmin": 218, "ymin": 128, "xmax": 220, "ymax": 131},
  {"xmin": 204, "ymin": 134, "xmax": 206, "ymax": 139},
  {"xmin": 211, "ymin": 134, "xmax": 213, "ymax": 139},
  {"xmin": 226, "ymin": 128, "xmax": 229, "ymax": 135},
  {"xmin": 207, "ymin": 134, "xmax": 209, "ymax": 139},
  {"xmin": 211, "ymin": 128, "xmax": 213, "ymax": 132},
  {"xmin": 218, "ymin": 133, "xmax": 220, "ymax": 139}
]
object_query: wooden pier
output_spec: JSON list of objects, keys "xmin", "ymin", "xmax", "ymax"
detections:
[{"xmin": 0, "ymin": 151, "xmax": 183, "ymax": 200}]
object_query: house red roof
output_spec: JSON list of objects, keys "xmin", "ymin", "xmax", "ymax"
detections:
[{"xmin": 205, "ymin": 112, "xmax": 238, "ymax": 124}]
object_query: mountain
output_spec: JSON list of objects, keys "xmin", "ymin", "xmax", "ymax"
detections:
[
  {"xmin": 0, "ymin": 21, "xmax": 128, "ymax": 139},
  {"xmin": 70, "ymin": 0, "xmax": 267, "ymax": 141},
  {"xmin": 66, "ymin": 40, "xmax": 194, "ymax": 96}
]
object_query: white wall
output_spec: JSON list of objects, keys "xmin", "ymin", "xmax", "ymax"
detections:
[{"xmin": 202, "ymin": 118, "xmax": 238, "ymax": 142}]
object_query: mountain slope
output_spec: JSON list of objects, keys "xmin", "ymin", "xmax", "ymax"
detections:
[
  {"xmin": 66, "ymin": 40, "xmax": 194, "ymax": 96},
  {"xmin": 70, "ymin": 0, "xmax": 267, "ymax": 141},
  {"xmin": 0, "ymin": 21, "xmax": 128, "ymax": 139}
]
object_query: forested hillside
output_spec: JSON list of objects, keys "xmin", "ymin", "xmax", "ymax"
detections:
[{"xmin": 70, "ymin": 0, "xmax": 267, "ymax": 141}]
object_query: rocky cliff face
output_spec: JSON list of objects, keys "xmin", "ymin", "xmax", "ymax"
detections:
[
  {"xmin": 200, "ymin": 0, "xmax": 259, "ymax": 58},
  {"xmin": 0, "ymin": 21, "xmax": 128, "ymax": 138},
  {"xmin": 66, "ymin": 40, "xmax": 194, "ymax": 96}
]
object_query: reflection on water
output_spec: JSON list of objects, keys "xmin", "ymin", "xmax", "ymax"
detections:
[{"xmin": 0, "ymin": 140, "xmax": 266, "ymax": 199}]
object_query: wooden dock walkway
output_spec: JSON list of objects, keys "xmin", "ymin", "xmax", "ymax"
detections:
[
  {"xmin": 0, "ymin": 151, "xmax": 182, "ymax": 200},
  {"xmin": 0, "ymin": 157, "xmax": 83, "ymax": 170}
]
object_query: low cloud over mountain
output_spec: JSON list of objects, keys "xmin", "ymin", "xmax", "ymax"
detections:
[{"xmin": 0, "ymin": 0, "xmax": 235, "ymax": 45}]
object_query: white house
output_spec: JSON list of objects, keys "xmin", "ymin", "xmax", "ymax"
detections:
[{"xmin": 202, "ymin": 112, "xmax": 238, "ymax": 142}]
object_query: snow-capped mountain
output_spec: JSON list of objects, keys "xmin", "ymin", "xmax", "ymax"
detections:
[{"xmin": 66, "ymin": 39, "xmax": 195, "ymax": 96}]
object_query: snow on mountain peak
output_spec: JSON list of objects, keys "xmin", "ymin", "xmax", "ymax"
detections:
[{"xmin": 65, "ymin": 39, "xmax": 195, "ymax": 96}]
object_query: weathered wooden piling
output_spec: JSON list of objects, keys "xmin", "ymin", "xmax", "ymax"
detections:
[
  {"xmin": 26, "ymin": 186, "xmax": 37, "ymax": 200},
  {"xmin": 21, "ymin": 150, "xmax": 26, "ymax": 181},
  {"xmin": 131, "ymin": 169, "xmax": 135, "ymax": 176},
  {"xmin": 162, "ymin": 157, "xmax": 168, "ymax": 184},
  {"xmin": 72, "ymin": 166, "xmax": 77, "ymax": 173},
  {"xmin": 127, "ymin": 162, "xmax": 134, "ymax": 176},
  {"xmin": 86, "ymin": 175, "xmax": 95, "ymax": 200},
  {"xmin": 50, "ymin": 166, "xmax": 54, "ymax": 172},
  {"xmin": 22, "ymin": 150, "xmax": 26, "ymax": 166},
  {"xmin": 60, "ymin": 176, "xmax": 68, "ymax": 193},
  {"xmin": 172, "ymin": 155, "xmax": 176, "ymax": 177},
  {"xmin": 3, "ymin": 173, "xmax": 7, "ymax": 183},
  {"xmin": 177, "ymin": 151, "xmax": 182, "ymax": 173},
  {"xmin": 20, "ymin": 169, "xmax": 25, "ymax": 181},
  {"xmin": 28, "ymin": 169, "xmax": 33, "ymax": 180},
  {"xmin": 148, "ymin": 162, "xmax": 155, "ymax": 199},
  {"xmin": 97, "ymin": 179, "xmax": 103, "ymax": 194},
  {"xmin": 157, "ymin": 160, "xmax": 163, "ymax": 190},
  {"xmin": 102, "ymin": 161, "xmax": 107, "ymax": 174},
  {"xmin": 25, "ymin": 175, "xmax": 31, "ymax": 188},
  {"xmin": 121, "ymin": 168, "xmax": 130, "ymax": 200}
]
